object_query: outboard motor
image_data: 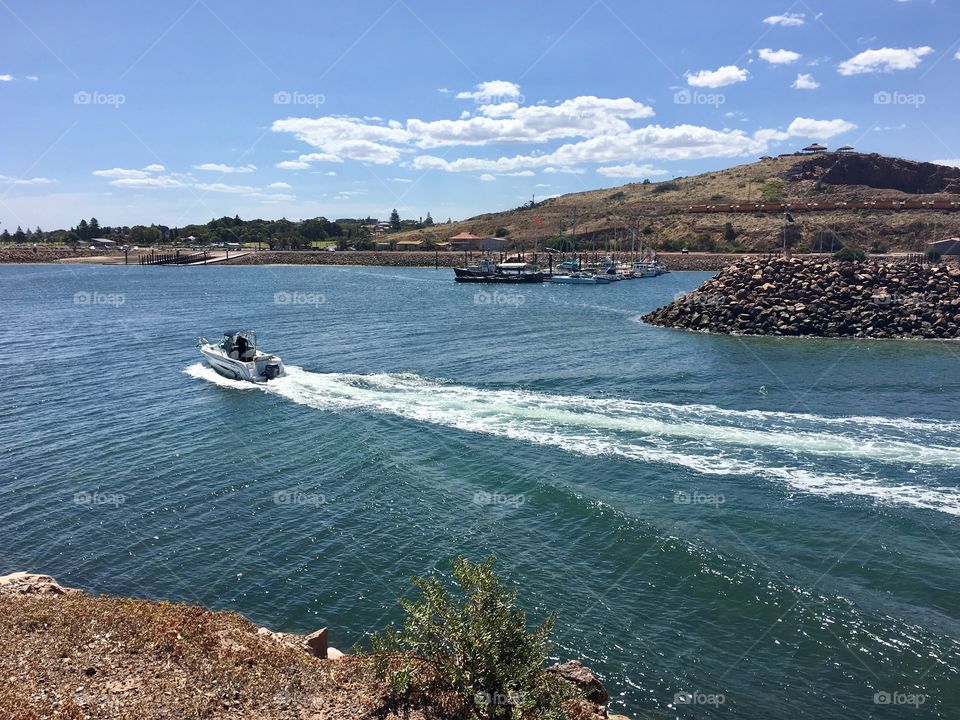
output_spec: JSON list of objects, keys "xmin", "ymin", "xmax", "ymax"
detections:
[{"xmin": 264, "ymin": 362, "xmax": 282, "ymax": 380}]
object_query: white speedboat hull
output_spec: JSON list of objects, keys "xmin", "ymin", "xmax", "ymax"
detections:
[{"xmin": 199, "ymin": 343, "xmax": 284, "ymax": 383}]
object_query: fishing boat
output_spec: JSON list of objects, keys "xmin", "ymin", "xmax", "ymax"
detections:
[
  {"xmin": 453, "ymin": 260, "xmax": 544, "ymax": 283},
  {"xmin": 632, "ymin": 260, "xmax": 668, "ymax": 278},
  {"xmin": 197, "ymin": 330, "xmax": 285, "ymax": 383}
]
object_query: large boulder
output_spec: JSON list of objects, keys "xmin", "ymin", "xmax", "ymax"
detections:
[{"xmin": 546, "ymin": 659, "xmax": 609, "ymax": 704}]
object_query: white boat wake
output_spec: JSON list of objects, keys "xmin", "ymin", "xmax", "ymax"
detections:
[{"xmin": 185, "ymin": 363, "xmax": 960, "ymax": 516}]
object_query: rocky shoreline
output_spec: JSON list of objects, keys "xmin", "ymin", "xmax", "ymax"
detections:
[
  {"xmin": 0, "ymin": 571, "xmax": 624, "ymax": 719},
  {"xmin": 644, "ymin": 257, "xmax": 960, "ymax": 339}
]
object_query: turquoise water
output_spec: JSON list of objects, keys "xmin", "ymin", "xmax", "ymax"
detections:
[{"xmin": 3, "ymin": 263, "xmax": 960, "ymax": 718}]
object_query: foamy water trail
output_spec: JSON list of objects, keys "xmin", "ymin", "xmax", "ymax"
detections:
[{"xmin": 185, "ymin": 363, "xmax": 960, "ymax": 516}]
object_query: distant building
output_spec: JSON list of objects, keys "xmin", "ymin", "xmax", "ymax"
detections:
[
  {"xmin": 91, "ymin": 238, "xmax": 117, "ymax": 250},
  {"xmin": 373, "ymin": 239, "xmax": 392, "ymax": 250},
  {"xmin": 801, "ymin": 143, "xmax": 828, "ymax": 154},
  {"xmin": 479, "ymin": 236, "xmax": 510, "ymax": 251},
  {"xmin": 836, "ymin": 145, "xmax": 855, "ymax": 153},
  {"xmin": 449, "ymin": 232, "xmax": 483, "ymax": 250},
  {"xmin": 396, "ymin": 239, "xmax": 424, "ymax": 250}
]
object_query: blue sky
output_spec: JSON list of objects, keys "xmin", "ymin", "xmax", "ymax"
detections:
[{"xmin": 1, "ymin": 0, "xmax": 958, "ymax": 231}]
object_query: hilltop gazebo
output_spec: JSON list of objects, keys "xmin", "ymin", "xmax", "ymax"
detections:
[
  {"xmin": 802, "ymin": 143, "xmax": 827, "ymax": 154},
  {"xmin": 836, "ymin": 145, "xmax": 855, "ymax": 154}
]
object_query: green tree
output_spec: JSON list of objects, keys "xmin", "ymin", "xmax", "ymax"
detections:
[
  {"xmin": 495, "ymin": 226, "xmax": 510, "ymax": 238},
  {"xmin": 0, "ymin": 229, "xmax": 10, "ymax": 244},
  {"xmin": 89, "ymin": 217, "xmax": 101, "ymax": 238},
  {"xmin": 390, "ymin": 208, "xmax": 401, "ymax": 231},
  {"xmin": 723, "ymin": 222, "xmax": 737, "ymax": 244},
  {"xmin": 12, "ymin": 226, "xmax": 26, "ymax": 244},
  {"xmin": 424, "ymin": 212, "xmax": 434, "ymax": 227},
  {"xmin": 77, "ymin": 219, "xmax": 90, "ymax": 242},
  {"xmin": 369, "ymin": 556, "xmax": 571, "ymax": 719}
]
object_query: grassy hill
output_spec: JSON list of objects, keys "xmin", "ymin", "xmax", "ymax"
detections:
[{"xmin": 393, "ymin": 154, "xmax": 960, "ymax": 254}]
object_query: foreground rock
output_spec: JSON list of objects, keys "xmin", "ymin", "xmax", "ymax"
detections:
[{"xmin": 644, "ymin": 257, "xmax": 960, "ymax": 339}]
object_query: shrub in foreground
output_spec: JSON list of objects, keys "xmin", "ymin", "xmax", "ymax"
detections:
[{"xmin": 369, "ymin": 555, "xmax": 572, "ymax": 719}]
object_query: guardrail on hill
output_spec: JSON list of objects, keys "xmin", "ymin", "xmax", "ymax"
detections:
[{"xmin": 686, "ymin": 200, "xmax": 960, "ymax": 214}]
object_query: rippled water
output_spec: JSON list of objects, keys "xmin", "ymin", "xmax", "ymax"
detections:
[{"xmin": 3, "ymin": 263, "xmax": 960, "ymax": 718}]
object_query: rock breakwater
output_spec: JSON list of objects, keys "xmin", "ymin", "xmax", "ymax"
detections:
[{"xmin": 644, "ymin": 257, "xmax": 960, "ymax": 339}]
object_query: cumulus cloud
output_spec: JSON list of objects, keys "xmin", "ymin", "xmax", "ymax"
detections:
[
  {"xmin": 271, "ymin": 117, "xmax": 408, "ymax": 165},
  {"xmin": 758, "ymin": 48, "xmax": 801, "ymax": 65},
  {"xmin": 479, "ymin": 173, "xmax": 496, "ymax": 182},
  {"xmin": 792, "ymin": 73, "xmax": 820, "ymax": 89},
  {"xmin": 686, "ymin": 65, "xmax": 749, "ymax": 88},
  {"xmin": 596, "ymin": 163, "xmax": 669, "ymax": 178},
  {"xmin": 193, "ymin": 162, "xmax": 256, "ymax": 173},
  {"xmin": 414, "ymin": 124, "xmax": 769, "ymax": 174},
  {"xmin": 0, "ymin": 74, "xmax": 12, "ymax": 82},
  {"xmin": 267, "ymin": 181, "xmax": 291, "ymax": 189},
  {"xmin": 763, "ymin": 13, "xmax": 805, "ymax": 26},
  {"xmin": 92, "ymin": 164, "xmax": 183, "ymax": 187},
  {"xmin": 455, "ymin": 80, "xmax": 522, "ymax": 102},
  {"xmin": 407, "ymin": 96, "xmax": 655, "ymax": 148},
  {"xmin": 838, "ymin": 46, "xmax": 933, "ymax": 75}
]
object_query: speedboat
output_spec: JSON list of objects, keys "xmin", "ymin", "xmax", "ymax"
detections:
[
  {"xmin": 197, "ymin": 330, "xmax": 285, "ymax": 383},
  {"xmin": 551, "ymin": 272, "xmax": 607, "ymax": 285}
]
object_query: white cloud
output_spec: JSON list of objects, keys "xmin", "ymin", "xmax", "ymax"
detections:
[
  {"xmin": 324, "ymin": 171, "xmax": 337, "ymax": 176},
  {"xmin": 763, "ymin": 13, "xmax": 805, "ymax": 26},
  {"xmin": 759, "ymin": 48, "xmax": 801, "ymax": 65},
  {"xmin": 596, "ymin": 163, "xmax": 669, "ymax": 178},
  {"xmin": 93, "ymin": 168, "xmax": 150, "ymax": 180},
  {"xmin": 933, "ymin": 158, "xmax": 960, "ymax": 168},
  {"xmin": 479, "ymin": 174, "xmax": 496, "ymax": 182},
  {"xmin": 415, "ymin": 124, "xmax": 769, "ymax": 174},
  {"xmin": 193, "ymin": 162, "xmax": 256, "ymax": 173},
  {"xmin": 838, "ymin": 46, "xmax": 933, "ymax": 75},
  {"xmin": 111, "ymin": 176, "xmax": 183, "ymax": 188},
  {"xmin": 792, "ymin": 73, "xmax": 820, "ymax": 89},
  {"xmin": 195, "ymin": 183, "xmax": 259, "ymax": 194},
  {"xmin": 25, "ymin": 75, "xmax": 38, "ymax": 81},
  {"xmin": 0, "ymin": 174, "xmax": 56, "ymax": 185},
  {"xmin": 686, "ymin": 65, "xmax": 749, "ymax": 88},
  {"xmin": 0, "ymin": 74, "xmax": 13, "ymax": 82},
  {"xmin": 271, "ymin": 117, "xmax": 408, "ymax": 165},
  {"xmin": 143, "ymin": 164, "xmax": 165, "ymax": 173},
  {"xmin": 390, "ymin": 177, "xmax": 413, "ymax": 183},
  {"xmin": 455, "ymin": 80, "xmax": 522, "ymax": 102},
  {"xmin": 267, "ymin": 181, "xmax": 291, "ymax": 189},
  {"xmin": 786, "ymin": 117, "xmax": 857, "ymax": 139},
  {"xmin": 504, "ymin": 170, "xmax": 535, "ymax": 176},
  {"xmin": 407, "ymin": 96, "xmax": 655, "ymax": 148}
]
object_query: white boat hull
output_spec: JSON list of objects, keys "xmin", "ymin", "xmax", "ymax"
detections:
[{"xmin": 199, "ymin": 344, "xmax": 285, "ymax": 383}]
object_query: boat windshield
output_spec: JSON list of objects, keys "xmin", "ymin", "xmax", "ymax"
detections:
[{"xmin": 221, "ymin": 331, "xmax": 257, "ymax": 354}]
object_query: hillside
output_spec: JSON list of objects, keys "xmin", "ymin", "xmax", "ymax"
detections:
[{"xmin": 393, "ymin": 153, "xmax": 960, "ymax": 253}]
